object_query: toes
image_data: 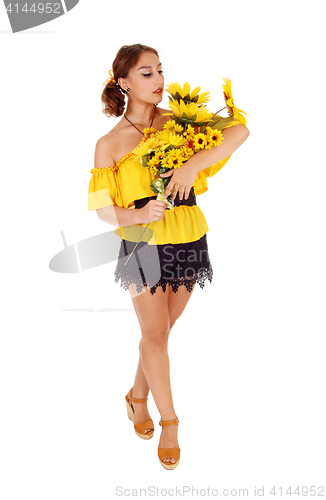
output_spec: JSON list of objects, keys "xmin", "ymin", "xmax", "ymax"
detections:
[{"xmin": 163, "ymin": 457, "xmax": 175, "ymax": 464}]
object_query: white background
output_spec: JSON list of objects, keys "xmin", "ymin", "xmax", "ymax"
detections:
[{"xmin": 1, "ymin": 0, "xmax": 325, "ymax": 498}]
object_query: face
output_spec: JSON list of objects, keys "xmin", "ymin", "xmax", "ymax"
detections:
[{"xmin": 119, "ymin": 51, "xmax": 164, "ymax": 105}]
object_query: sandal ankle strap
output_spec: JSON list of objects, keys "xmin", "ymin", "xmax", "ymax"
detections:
[
  {"xmin": 131, "ymin": 395, "xmax": 148, "ymax": 403},
  {"xmin": 159, "ymin": 417, "xmax": 179, "ymax": 427},
  {"xmin": 128, "ymin": 388, "xmax": 148, "ymax": 404}
]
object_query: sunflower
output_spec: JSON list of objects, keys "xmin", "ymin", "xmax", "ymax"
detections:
[
  {"xmin": 205, "ymin": 127, "xmax": 224, "ymax": 149},
  {"xmin": 133, "ymin": 136, "xmax": 161, "ymax": 163},
  {"xmin": 163, "ymin": 120, "xmax": 184, "ymax": 133},
  {"xmin": 153, "ymin": 150, "xmax": 165, "ymax": 163},
  {"xmin": 222, "ymin": 77, "xmax": 248, "ymax": 125},
  {"xmin": 166, "ymin": 82, "xmax": 210, "ymax": 104},
  {"xmin": 163, "ymin": 120, "xmax": 175, "ymax": 131},
  {"xmin": 156, "ymin": 129, "xmax": 188, "ymax": 148},
  {"xmin": 143, "ymin": 126, "xmax": 157, "ymax": 138},
  {"xmin": 132, "ymin": 139, "xmax": 149, "ymax": 162},
  {"xmin": 193, "ymin": 133, "xmax": 208, "ymax": 150},
  {"xmin": 178, "ymin": 145, "xmax": 195, "ymax": 161},
  {"xmin": 164, "ymin": 99, "xmax": 214, "ymax": 125},
  {"xmin": 167, "ymin": 150, "xmax": 184, "ymax": 169},
  {"xmin": 183, "ymin": 124, "xmax": 196, "ymax": 140},
  {"xmin": 147, "ymin": 159, "xmax": 160, "ymax": 174},
  {"xmin": 161, "ymin": 155, "xmax": 171, "ymax": 169}
]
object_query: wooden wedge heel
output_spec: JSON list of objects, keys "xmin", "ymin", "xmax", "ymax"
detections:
[
  {"xmin": 157, "ymin": 417, "xmax": 180, "ymax": 470},
  {"xmin": 125, "ymin": 387, "xmax": 154, "ymax": 440}
]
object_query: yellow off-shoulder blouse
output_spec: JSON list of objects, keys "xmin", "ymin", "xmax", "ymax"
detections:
[{"xmin": 88, "ymin": 121, "xmax": 240, "ymax": 245}]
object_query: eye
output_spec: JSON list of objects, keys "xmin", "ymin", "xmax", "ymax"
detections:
[
  {"xmin": 143, "ymin": 73, "xmax": 152, "ymax": 77},
  {"xmin": 158, "ymin": 70, "xmax": 164, "ymax": 74}
]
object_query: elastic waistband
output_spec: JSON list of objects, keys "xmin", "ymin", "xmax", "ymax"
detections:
[{"xmin": 134, "ymin": 187, "xmax": 197, "ymax": 209}]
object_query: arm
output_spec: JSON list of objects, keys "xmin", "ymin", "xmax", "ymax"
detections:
[
  {"xmin": 161, "ymin": 124, "xmax": 250, "ymax": 201},
  {"xmin": 93, "ymin": 137, "xmax": 166, "ymax": 226}
]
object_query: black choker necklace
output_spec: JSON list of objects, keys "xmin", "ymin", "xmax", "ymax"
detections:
[{"xmin": 124, "ymin": 105, "xmax": 157, "ymax": 136}]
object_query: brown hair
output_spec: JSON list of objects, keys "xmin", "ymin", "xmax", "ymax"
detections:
[{"xmin": 101, "ymin": 44, "xmax": 159, "ymax": 118}]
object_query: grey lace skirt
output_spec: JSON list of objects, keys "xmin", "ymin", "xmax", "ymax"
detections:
[
  {"xmin": 114, "ymin": 190, "xmax": 213, "ymax": 294},
  {"xmin": 114, "ymin": 233, "xmax": 213, "ymax": 295}
]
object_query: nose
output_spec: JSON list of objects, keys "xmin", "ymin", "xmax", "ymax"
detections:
[{"xmin": 156, "ymin": 72, "xmax": 164, "ymax": 85}]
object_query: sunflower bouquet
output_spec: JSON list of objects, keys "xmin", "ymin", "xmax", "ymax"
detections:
[{"xmin": 133, "ymin": 77, "xmax": 248, "ymax": 208}]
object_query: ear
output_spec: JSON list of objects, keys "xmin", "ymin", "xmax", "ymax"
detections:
[{"xmin": 118, "ymin": 78, "xmax": 128, "ymax": 92}]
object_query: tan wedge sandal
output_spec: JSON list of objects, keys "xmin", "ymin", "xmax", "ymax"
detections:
[
  {"xmin": 158, "ymin": 417, "xmax": 180, "ymax": 470},
  {"xmin": 125, "ymin": 387, "xmax": 154, "ymax": 440}
]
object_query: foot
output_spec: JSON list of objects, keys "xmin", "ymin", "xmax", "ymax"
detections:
[
  {"xmin": 158, "ymin": 422, "xmax": 179, "ymax": 465},
  {"xmin": 132, "ymin": 400, "xmax": 153, "ymax": 435}
]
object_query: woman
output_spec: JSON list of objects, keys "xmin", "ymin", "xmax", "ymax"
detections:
[{"xmin": 88, "ymin": 44, "xmax": 250, "ymax": 470}]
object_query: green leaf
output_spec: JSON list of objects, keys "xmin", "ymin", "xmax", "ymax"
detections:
[
  {"xmin": 174, "ymin": 92, "xmax": 182, "ymax": 101},
  {"xmin": 141, "ymin": 156, "xmax": 149, "ymax": 168},
  {"xmin": 162, "ymin": 177, "xmax": 170, "ymax": 189},
  {"xmin": 159, "ymin": 167, "xmax": 170, "ymax": 174},
  {"xmin": 209, "ymin": 116, "xmax": 237, "ymax": 131}
]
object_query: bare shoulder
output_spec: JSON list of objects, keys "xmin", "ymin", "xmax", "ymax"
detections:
[
  {"xmin": 157, "ymin": 106, "xmax": 171, "ymax": 115},
  {"xmin": 94, "ymin": 118, "xmax": 128, "ymax": 168},
  {"xmin": 154, "ymin": 106, "xmax": 173, "ymax": 129},
  {"xmin": 94, "ymin": 134, "xmax": 116, "ymax": 169}
]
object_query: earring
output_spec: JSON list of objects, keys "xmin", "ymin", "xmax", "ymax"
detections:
[{"xmin": 126, "ymin": 88, "xmax": 131, "ymax": 92}]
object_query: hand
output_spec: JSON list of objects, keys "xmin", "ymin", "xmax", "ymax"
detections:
[
  {"xmin": 137, "ymin": 199, "xmax": 166, "ymax": 224},
  {"xmin": 160, "ymin": 163, "xmax": 198, "ymax": 201}
]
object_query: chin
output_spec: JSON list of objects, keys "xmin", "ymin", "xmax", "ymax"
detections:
[{"xmin": 153, "ymin": 94, "xmax": 163, "ymax": 104}]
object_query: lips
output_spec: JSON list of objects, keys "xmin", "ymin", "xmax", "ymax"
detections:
[{"xmin": 154, "ymin": 88, "xmax": 163, "ymax": 94}]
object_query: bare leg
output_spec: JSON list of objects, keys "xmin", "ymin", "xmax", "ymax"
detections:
[
  {"xmin": 129, "ymin": 282, "xmax": 195, "ymax": 463},
  {"xmin": 129, "ymin": 339, "xmax": 151, "ymax": 433}
]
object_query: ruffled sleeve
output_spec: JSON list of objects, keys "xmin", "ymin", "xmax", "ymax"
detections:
[
  {"xmin": 193, "ymin": 119, "xmax": 242, "ymax": 196},
  {"xmin": 87, "ymin": 166, "xmax": 123, "ymax": 210}
]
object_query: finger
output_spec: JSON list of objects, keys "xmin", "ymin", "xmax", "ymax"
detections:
[
  {"xmin": 154, "ymin": 205, "xmax": 165, "ymax": 215},
  {"xmin": 160, "ymin": 170, "xmax": 173, "ymax": 178},
  {"xmin": 171, "ymin": 185, "xmax": 180, "ymax": 201},
  {"xmin": 163, "ymin": 179, "xmax": 174, "ymax": 199},
  {"xmin": 178, "ymin": 188, "xmax": 184, "ymax": 201},
  {"xmin": 184, "ymin": 187, "xmax": 190, "ymax": 200},
  {"xmin": 155, "ymin": 209, "xmax": 165, "ymax": 220},
  {"xmin": 156, "ymin": 207, "xmax": 166, "ymax": 216},
  {"xmin": 156, "ymin": 200, "xmax": 166, "ymax": 207}
]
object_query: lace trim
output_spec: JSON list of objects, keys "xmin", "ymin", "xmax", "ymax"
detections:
[
  {"xmin": 89, "ymin": 151, "xmax": 137, "ymax": 175},
  {"xmin": 89, "ymin": 129, "xmax": 160, "ymax": 174},
  {"xmin": 115, "ymin": 150, "xmax": 137, "ymax": 169},
  {"xmin": 114, "ymin": 266, "xmax": 213, "ymax": 295},
  {"xmin": 89, "ymin": 165, "xmax": 119, "ymax": 174}
]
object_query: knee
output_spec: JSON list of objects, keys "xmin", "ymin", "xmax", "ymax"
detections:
[{"xmin": 142, "ymin": 325, "xmax": 170, "ymax": 350}]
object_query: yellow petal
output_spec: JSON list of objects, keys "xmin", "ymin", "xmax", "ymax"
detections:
[
  {"xmin": 186, "ymin": 102, "xmax": 199, "ymax": 117},
  {"xmin": 169, "ymin": 98, "xmax": 181, "ymax": 115},
  {"xmin": 183, "ymin": 82, "xmax": 191, "ymax": 96},
  {"xmin": 166, "ymin": 82, "xmax": 183, "ymax": 97},
  {"xmin": 179, "ymin": 99, "xmax": 188, "ymax": 115},
  {"xmin": 197, "ymin": 91, "xmax": 211, "ymax": 104},
  {"xmin": 190, "ymin": 86, "xmax": 201, "ymax": 99}
]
